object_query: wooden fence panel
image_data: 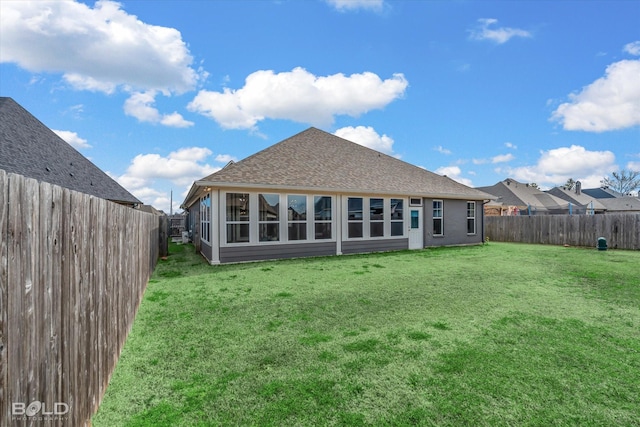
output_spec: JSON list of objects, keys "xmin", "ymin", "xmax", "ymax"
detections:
[
  {"xmin": 486, "ymin": 213, "xmax": 640, "ymax": 250},
  {"xmin": 0, "ymin": 172, "xmax": 160, "ymax": 426}
]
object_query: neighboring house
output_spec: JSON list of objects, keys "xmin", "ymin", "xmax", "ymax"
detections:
[
  {"xmin": 546, "ymin": 182, "xmax": 606, "ymax": 214},
  {"xmin": 182, "ymin": 127, "xmax": 492, "ymax": 264},
  {"xmin": 0, "ymin": 97, "xmax": 140, "ymax": 206},
  {"xmin": 596, "ymin": 196, "xmax": 640, "ymax": 213},
  {"xmin": 477, "ymin": 178, "xmax": 570, "ymax": 216}
]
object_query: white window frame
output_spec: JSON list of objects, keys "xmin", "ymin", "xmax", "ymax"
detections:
[
  {"xmin": 225, "ymin": 192, "xmax": 250, "ymax": 244},
  {"xmin": 343, "ymin": 196, "xmax": 406, "ymax": 240},
  {"xmin": 390, "ymin": 198, "xmax": 405, "ymax": 237},
  {"xmin": 467, "ymin": 201, "xmax": 476, "ymax": 235},
  {"xmin": 200, "ymin": 193, "xmax": 211, "ymax": 244},
  {"xmin": 258, "ymin": 193, "xmax": 280, "ymax": 242},
  {"xmin": 313, "ymin": 195, "xmax": 333, "ymax": 240},
  {"xmin": 433, "ymin": 200, "xmax": 444, "ymax": 237}
]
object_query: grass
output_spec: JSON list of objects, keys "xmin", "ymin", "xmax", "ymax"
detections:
[{"xmin": 93, "ymin": 242, "xmax": 640, "ymax": 426}]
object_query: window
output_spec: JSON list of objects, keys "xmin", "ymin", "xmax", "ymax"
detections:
[
  {"xmin": 411, "ymin": 210, "xmax": 420, "ymax": 229},
  {"xmin": 370, "ymin": 198, "xmax": 384, "ymax": 237},
  {"xmin": 288, "ymin": 195, "xmax": 307, "ymax": 240},
  {"xmin": 226, "ymin": 193, "xmax": 249, "ymax": 243},
  {"xmin": 200, "ymin": 193, "xmax": 211, "ymax": 243},
  {"xmin": 433, "ymin": 200, "xmax": 443, "ymax": 236},
  {"xmin": 390, "ymin": 198, "xmax": 404, "ymax": 236},
  {"xmin": 314, "ymin": 196, "xmax": 332, "ymax": 239},
  {"xmin": 410, "ymin": 197, "xmax": 422, "ymax": 206},
  {"xmin": 259, "ymin": 194, "xmax": 279, "ymax": 241},
  {"xmin": 348, "ymin": 197, "xmax": 363, "ymax": 238},
  {"xmin": 467, "ymin": 201, "xmax": 476, "ymax": 235}
]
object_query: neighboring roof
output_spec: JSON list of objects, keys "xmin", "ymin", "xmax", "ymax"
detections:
[
  {"xmin": 597, "ymin": 196, "xmax": 640, "ymax": 212},
  {"xmin": 476, "ymin": 179, "xmax": 569, "ymax": 212},
  {"xmin": 582, "ymin": 187, "xmax": 628, "ymax": 199},
  {"xmin": 0, "ymin": 97, "xmax": 140, "ymax": 205},
  {"xmin": 546, "ymin": 186, "xmax": 607, "ymax": 211},
  {"xmin": 183, "ymin": 127, "xmax": 492, "ymax": 207}
]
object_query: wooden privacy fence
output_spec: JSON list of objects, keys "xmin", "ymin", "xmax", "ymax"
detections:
[
  {"xmin": 485, "ymin": 213, "xmax": 640, "ymax": 250},
  {"xmin": 0, "ymin": 170, "xmax": 160, "ymax": 426}
]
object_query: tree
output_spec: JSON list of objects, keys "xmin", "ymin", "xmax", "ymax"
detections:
[
  {"xmin": 601, "ymin": 170, "xmax": 640, "ymax": 195},
  {"xmin": 528, "ymin": 183, "xmax": 540, "ymax": 189},
  {"xmin": 563, "ymin": 178, "xmax": 576, "ymax": 190}
]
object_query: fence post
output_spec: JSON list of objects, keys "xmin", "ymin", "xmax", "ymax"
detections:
[{"xmin": 159, "ymin": 215, "xmax": 169, "ymax": 258}]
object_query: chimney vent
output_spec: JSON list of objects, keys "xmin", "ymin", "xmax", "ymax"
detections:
[{"xmin": 575, "ymin": 181, "xmax": 582, "ymax": 195}]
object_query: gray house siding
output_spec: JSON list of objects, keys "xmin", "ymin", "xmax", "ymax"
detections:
[
  {"xmin": 200, "ymin": 240, "xmax": 212, "ymax": 261},
  {"xmin": 424, "ymin": 199, "xmax": 483, "ymax": 246},
  {"xmin": 341, "ymin": 238, "xmax": 408, "ymax": 255},
  {"xmin": 220, "ymin": 242, "xmax": 336, "ymax": 263}
]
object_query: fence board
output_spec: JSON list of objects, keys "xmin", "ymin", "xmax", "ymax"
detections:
[
  {"xmin": 0, "ymin": 170, "xmax": 8, "ymax": 426},
  {"xmin": 486, "ymin": 214, "xmax": 640, "ymax": 250},
  {"xmin": 1, "ymin": 172, "xmax": 160, "ymax": 426}
]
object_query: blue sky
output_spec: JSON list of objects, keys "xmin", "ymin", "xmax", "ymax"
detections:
[{"xmin": 1, "ymin": 0, "xmax": 639, "ymax": 212}]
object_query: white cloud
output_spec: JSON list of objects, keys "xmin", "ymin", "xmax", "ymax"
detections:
[
  {"xmin": 124, "ymin": 91, "xmax": 194, "ymax": 127},
  {"xmin": 188, "ymin": 67, "xmax": 408, "ymax": 130},
  {"xmin": 215, "ymin": 154, "xmax": 238, "ymax": 163},
  {"xmin": 500, "ymin": 145, "xmax": 617, "ymax": 188},
  {"xmin": 623, "ymin": 41, "xmax": 640, "ymax": 56},
  {"xmin": 326, "ymin": 0, "xmax": 384, "ymax": 12},
  {"xmin": 551, "ymin": 59, "xmax": 640, "ymax": 132},
  {"xmin": 434, "ymin": 145, "xmax": 452, "ymax": 155},
  {"xmin": 469, "ymin": 18, "xmax": 531, "ymax": 44},
  {"xmin": 435, "ymin": 166, "xmax": 473, "ymax": 187},
  {"xmin": 52, "ymin": 129, "xmax": 91, "ymax": 149},
  {"xmin": 0, "ymin": 0, "xmax": 204, "ymax": 125},
  {"xmin": 505, "ymin": 142, "xmax": 517, "ymax": 149},
  {"xmin": 627, "ymin": 161, "xmax": 640, "ymax": 171},
  {"xmin": 492, "ymin": 153, "xmax": 514, "ymax": 163},
  {"xmin": 334, "ymin": 126, "xmax": 396, "ymax": 156}
]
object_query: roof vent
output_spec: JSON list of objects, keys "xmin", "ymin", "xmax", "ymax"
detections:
[{"xmin": 575, "ymin": 181, "xmax": 581, "ymax": 195}]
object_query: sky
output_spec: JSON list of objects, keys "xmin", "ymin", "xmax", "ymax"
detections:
[{"xmin": 1, "ymin": 0, "xmax": 639, "ymax": 213}]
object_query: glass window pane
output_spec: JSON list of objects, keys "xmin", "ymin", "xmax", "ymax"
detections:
[
  {"xmin": 226, "ymin": 193, "xmax": 249, "ymax": 221},
  {"xmin": 391, "ymin": 222, "xmax": 404, "ymax": 236},
  {"xmin": 259, "ymin": 194, "xmax": 279, "ymax": 221},
  {"xmin": 259, "ymin": 223, "xmax": 279, "ymax": 242},
  {"xmin": 314, "ymin": 196, "xmax": 332, "ymax": 220},
  {"xmin": 370, "ymin": 222, "xmax": 384, "ymax": 237},
  {"xmin": 391, "ymin": 199, "xmax": 403, "ymax": 220},
  {"xmin": 433, "ymin": 219, "xmax": 443, "ymax": 235},
  {"xmin": 227, "ymin": 224, "xmax": 249, "ymax": 243},
  {"xmin": 467, "ymin": 219, "xmax": 475, "ymax": 234},
  {"xmin": 348, "ymin": 222, "xmax": 363, "ymax": 238},
  {"xmin": 288, "ymin": 195, "xmax": 307, "ymax": 220},
  {"xmin": 370, "ymin": 198, "xmax": 384, "ymax": 220},
  {"xmin": 314, "ymin": 223, "xmax": 332, "ymax": 240},
  {"xmin": 288, "ymin": 223, "xmax": 307, "ymax": 241},
  {"xmin": 348, "ymin": 198, "xmax": 363, "ymax": 220},
  {"xmin": 411, "ymin": 210, "xmax": 419, "ymax": 229}
]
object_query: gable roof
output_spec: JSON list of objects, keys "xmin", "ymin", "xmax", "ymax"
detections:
[
  {"xmin": 183, "ymin": 127, "xmax": 492, "ymax": 206},
  {"xmin": 0, "ymin": 97, "xmax": 140, "ymax": 205},
  {"xmin": 546, "ymin": 186, "xmax": 607, "ymax": 211},
  {"xmin": 581, "ymin": 187, "xmax": 628, "ymax": 199},
  {"xmin": 476, "ymin": 179, "xmax": 569, "ymax": 212}
]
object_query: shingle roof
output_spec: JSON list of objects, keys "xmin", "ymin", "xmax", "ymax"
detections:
[
  {"xmin": 187, "ymin": 127, "xmax": 492, "ymax": 204},
  {"xmin": 0, "ymin": 97, "xmax": 140, "ymax": 205},
  {"xmin": 477, "ymin": 179, "xmax": 569, "ymax": 212},
  {"xmin": 546, "ymin": 187, "xmax": 607, "ymax": 211}
]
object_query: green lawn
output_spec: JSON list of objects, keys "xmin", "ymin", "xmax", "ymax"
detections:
[{"xmin": 93, "ymin": 242, "xmax": 640, "ymax": 426}]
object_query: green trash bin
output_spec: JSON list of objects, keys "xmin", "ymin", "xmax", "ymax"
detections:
[{"xmin": 597, "ymin": 237, "xmax": 607, "ymax": 251}]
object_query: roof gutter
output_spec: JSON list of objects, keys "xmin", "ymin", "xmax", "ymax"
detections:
[{"xmin": 191, "ymin": 180, "xmax": 494, "ymax": 201}]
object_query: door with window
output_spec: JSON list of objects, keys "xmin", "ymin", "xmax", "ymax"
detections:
[{"xmin": 408, "ymin": 208, "xmax": 423, "ymax": 249}]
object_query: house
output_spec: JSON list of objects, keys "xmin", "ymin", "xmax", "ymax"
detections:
[
  {"xmin": 596, "ymin": 196, "xmax": 640, "ymax": 213},
  {"xmin": 477, "ymin": 178, "xmax": 570, "ymax": 216},
  {"xmin": 546, "ymin": 181, "xmax": 606, "ymax": 214},
  {"xmin": 0, "ymin": 97, "xmax": 140, "ymax": 206},
  {"xmin": 181, "ymin": 127, "xmax": 493, "ymax": 264}
]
